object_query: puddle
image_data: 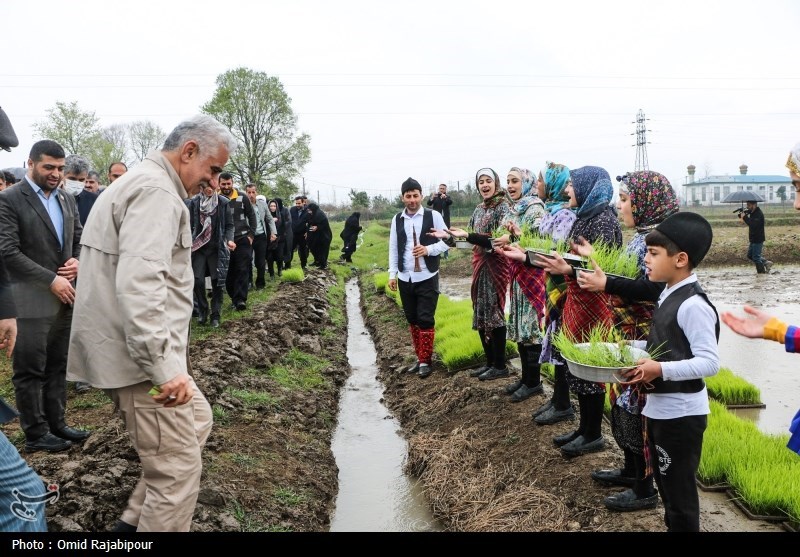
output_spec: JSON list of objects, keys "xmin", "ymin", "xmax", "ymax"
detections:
[
  {"xmin": 329, "ymin": 278, "xmax": 441, "ymax": 532},
  {"xmin": 439, "ymin": 265, "xmax": 800, "ymax": 437}
]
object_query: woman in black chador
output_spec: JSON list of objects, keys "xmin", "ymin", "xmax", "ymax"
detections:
[
  {"xmin": 306, "ymin": 203, "xmax": 332, "ymax": 269},
  {"xmin": 340, "ymin": 212, "xmax": 362, "ymax": 263}
]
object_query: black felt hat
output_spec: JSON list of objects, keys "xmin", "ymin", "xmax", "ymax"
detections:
[
  {"xmin": 401, "ymin": 177, "xmax": 422, "ymax": 194},
  {"xmin": 654, "ymin": 212, "xmax": 713, "ymax": 267},
  {"xmin": 0, "ymin": 106, "xmax": 19, "ymax": 152}
]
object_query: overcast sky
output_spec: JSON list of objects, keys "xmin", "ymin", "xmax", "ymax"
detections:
[{"xmin": 2, "ymin": 0, "xmax": 798, "ymax": 204}]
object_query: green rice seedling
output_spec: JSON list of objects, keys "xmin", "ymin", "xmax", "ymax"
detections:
[
  {"xmin": 374, "ymin": 272, "xmax": 389, "ymax": 292},
  {"xmin": 706, "ymin": 367, "xmax": 762, "ymax": 406},
  {"xmin": 552, "ymin": 324, "xmax": 666, "ymax": 368},
  {"xmin": 280, "ymin": 268, "xmax": 305, "ymax": 283},
  {"xmin": 518, "ymin": 230, "xmax": 568, "ymax": 254},
  {"xmin": 588, "ymin": 241, "xmax": 641, "ymax": 278}
]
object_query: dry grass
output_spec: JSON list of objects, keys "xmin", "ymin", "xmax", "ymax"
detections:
[{"xmin": 406, "ymin": 427, "xmax": 568, "ymax": 532}]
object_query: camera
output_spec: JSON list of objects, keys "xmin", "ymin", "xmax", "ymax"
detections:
[{"xmin": 733, "ymin": 207, "xmax": 750, "ymax": 216}]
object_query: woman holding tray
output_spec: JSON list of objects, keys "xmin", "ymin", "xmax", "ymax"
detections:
[
  {"xmin": 531, "ymin": 166, "xmax": 622, "ymax": 458},
  {"xmin": 492, "ymin": 167, "xmax": 547, "ymax": 402},
  {"xmin": 574, "ymin": 170, "xmax": 679, "ymax": 511},
  {"xmin": 442, "ymin": 168, "xmax": 513, "ymax": 381}
]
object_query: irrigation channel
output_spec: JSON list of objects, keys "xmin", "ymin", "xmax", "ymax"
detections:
[
  {"xmin": 439, "ymin": 265, "xmax": 800, "ymax": 437},
  {"xmin": 329, "ymin": 278, "xmax": 441, "ymax": 532}
]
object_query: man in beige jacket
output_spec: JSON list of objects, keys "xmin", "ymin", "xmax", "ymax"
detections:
[{"xmin": 67, "ymin": 114, "xmax": 237, "ymax": 532}]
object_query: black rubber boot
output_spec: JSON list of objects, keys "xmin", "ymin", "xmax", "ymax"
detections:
[
  {"xmin": 505, "ymin": 342, "xmax": 526, "ymax": 394},
  {"xmin": 553, "ymin": 392, "xmax": 588, "ymax": 446},
  {"xmin": 632, "ymin": 451, "xmax": 657, "ymax": 498},
  {"xmin": 561, "ymin": 391, "xmax": 607, "ymax": 457},
  {"xmin": 490, "ymin": 326, "xmax": 507, "ymax": 372},
  {"xmin": 552, "ymin": 364, "xmax": 571, "ymax": 411},
  {"xmin": 470, "ymin": 332, "xmax": 494, "ymax": 377}
]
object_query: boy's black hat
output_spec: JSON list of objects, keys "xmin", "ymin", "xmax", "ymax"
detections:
[
  {"xmin": 654, "ymin": 212, "xmax": 713, "ymax": 267},
  {"xmin": 401, "ymin": 177, "xmax": 422, "ymax": 194}
]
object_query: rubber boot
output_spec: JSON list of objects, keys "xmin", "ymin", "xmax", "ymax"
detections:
[
  {"xmin": 561, "ymin": 392, "xmax": 606, "ymax": 457},
  {"xmin": 552, "ymin": 363, "xmax": 571, "ymax": 411},
  {"xmin": 632, "ymin": 451, "xmax": 657, "ymax": 498},
  {"xmin": 491, "ymin": 326, "xmax": 507, "ymax": 372},
  {"xmin": 554, "ymin": 392, "xmax": 587, "ymax": 446},
  {"xmin": 478, "ymin": 327, "xmax": 510, "ymax": 380},
  {"xmin": 471, "ymin": 332, "xmax": 494, "ymax": 377},
  {"xmin": 511, "ymin": 343, "xmax": 544, "ymax": 402},
  {"xmin": 505, "ymin": 343, "xmax": 525, "ymax": 394}
]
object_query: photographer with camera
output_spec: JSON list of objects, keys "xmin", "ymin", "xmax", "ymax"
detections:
[
  {"xmin": 427, "ymin": 183, "xmax": 453, "ymax": 228},
  {"xmin": 737, "ymin": 200, "xmax": 772, "ymax": 273}
]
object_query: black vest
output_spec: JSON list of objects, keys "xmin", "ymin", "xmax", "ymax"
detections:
[
  {"xmin": 647, "ymin": 281, "xmax": 719, "ymax": 394},
  {"xmin": 396, "ymin": 209, "xmax": 440, "ymax": 273}
]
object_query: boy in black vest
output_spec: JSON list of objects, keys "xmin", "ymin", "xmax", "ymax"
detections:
[
  {"xmin": 620, "ymin": 212, "xmax": 720, "ymax": 532},
  {"xmin": 388, "ymin": 178, "xmax": 450, "ymax": 378}
]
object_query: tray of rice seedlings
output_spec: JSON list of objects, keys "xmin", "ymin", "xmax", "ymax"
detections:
[
  {"xmin": 705, "ymin": 367, "xmax": 764, "ymax": 408},
  {"xmin": 552, "ymin": 324, "xmax": 664, "ymax": 383},
  {"xmin": 585, "ymin": 241, "xmax": 640, "ymax": 279}
]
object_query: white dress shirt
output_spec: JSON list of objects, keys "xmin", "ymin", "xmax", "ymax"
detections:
[{"xmin": 388, "ymin": 206, "xmax": 449, "ymax": 283}]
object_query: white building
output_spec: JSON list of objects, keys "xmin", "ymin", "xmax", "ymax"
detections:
[{"xmin": 681, "ymin": 164, "xmax": 793, "ymax": 207}]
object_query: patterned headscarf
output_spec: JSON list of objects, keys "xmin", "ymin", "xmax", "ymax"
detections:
[
  {"xmin": 618, "ymin": 170, "xmax": 679, "ymax": 232},
  {"xmin": 475, "ymin": 167, "xmax": 506, "ymax": 209},
  {"xmin": 570, "ymin": 166, "xmax": 614, "ymax": 218},
  {"xmin": 787, "ymin": 142, "xmax": 800, "ymax": 177},
  {"xmin": 540, "ymin": 162, "xmax": 572, "ymax": 214},
  {"xmin": 507, "ymin": 167, "xmax": 541, "ymax": 215}
]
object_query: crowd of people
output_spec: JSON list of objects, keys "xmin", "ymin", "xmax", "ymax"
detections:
[
  {"xmin": 392, "ymin": 145, "xmax": 800, "ymax": 532},
  {"xmin": 0, "ymin": 98, "xmax": 797, "ymax": 532},
  {"xmin": 0, "ymin": 109, "xmax": 348, "ymax": 533}
]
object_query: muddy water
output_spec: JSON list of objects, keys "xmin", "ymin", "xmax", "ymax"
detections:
[
  {"xmin": 440, "ymin": 266, "xmax": 800, "ymax": 437},
  {"xmin": 329, "ymin": 279, "xmax": 440, "ymax": 532}
]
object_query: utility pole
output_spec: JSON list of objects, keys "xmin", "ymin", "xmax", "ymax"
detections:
[
  {"xmin": 632, "ymin": 109, "xmax": 650, "ymax": 171},
  {"xmin": 302, "ymin": 177, "xmax": 306, "ymax": 196}
]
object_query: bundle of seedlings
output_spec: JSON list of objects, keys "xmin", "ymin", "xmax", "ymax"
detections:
[
  {"xmin": 518, "ymin": 230, "xmax": 569, "ymax": 254},
  {"xmin": 584, "ymin": 240, "xmax": 641, "ymax": 279}
]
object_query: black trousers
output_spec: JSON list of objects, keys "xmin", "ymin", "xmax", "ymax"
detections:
[
  {"xmin": 290, "ymin": 232, "xmax": 308, "ymax": 268},
  {"xmin": 267, "ymin": 241, "xmax": 286, "ymax": 277},
  {"xmin": 13, "ymin": 306, "xmax": 72, "ymax": 440},
  {"xmin": 397, "ymin": 274, "xmax": 439, "ymax": 330},
  {"xmin": 252, "ymin": 233, "xmax": 268, "ymax": 288},
  {"xmin": 647, "ymin": 413, "xmax": 707, "ymax": 532},
  {"xmin": 226, "ymin": 236, "xmax": 252, "ymax": 305}
]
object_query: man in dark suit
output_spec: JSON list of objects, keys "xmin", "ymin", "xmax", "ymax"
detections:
[
  {"xmin": 288, "ymin": 195, "xmax": 309, "ymax": 269},
  {"xmin": 0, "ymin": 139, "xmax": 89, "ymax": 453}
]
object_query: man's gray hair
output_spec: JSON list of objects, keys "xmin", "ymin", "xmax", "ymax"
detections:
[
  {"xmin": 87, "ymin": 170, "xmax": 100, "ymax": 181},
  {"xmin": 64, "ymin": 154, "xmax": 90, "ymax": 176},
  {"xmin": 162, "ymin": 114, "xmax": 237, "ymax": 157}
]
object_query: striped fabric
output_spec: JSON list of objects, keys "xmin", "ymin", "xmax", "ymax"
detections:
[{"xmin": 0, "ymin": 432, "xmax": 49, "ymax": 531}]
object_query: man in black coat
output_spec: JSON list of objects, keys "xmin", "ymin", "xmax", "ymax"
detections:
[
  {"xmin": 219, "ymin": 172, "xmax": 256, "ymax": 310},
  {"xmin": 739, "ymin": 200, "xmax": 771, "ymax": 273},
  {"xmin": 0, "ymin": 139, "xmax": 89, "ymax": 452},
  {"xmin": 427, "ymin": 183, "xmax": 453, "ymax": 228},
  {"xmin": 288, "ymin": 195, "xmax": 309, "ymax": 269}
]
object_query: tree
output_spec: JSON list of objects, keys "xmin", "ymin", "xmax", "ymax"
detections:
[
  {"xmin": 128, "ymin": 120, "xmax": 166, "ymax": 162},
  {"xmin": 270, "ymin": 176, "xmax": 299, "ymax": 203},
  {"xmin": 33, "ymin": 101, "xmax": 100, "ymax": 155},
  {"xmin": 348, "ymin": 189, "xmax": 370, "ymax": 210},
  {"xmin": 201, "ymin": 67, "xmax": 311, "ymax": 186},
  {"xmin": 777, "ymin": 185, "xmax": 786, "ymax": 204}
]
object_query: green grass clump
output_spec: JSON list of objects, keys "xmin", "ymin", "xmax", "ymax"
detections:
[
  {"xmin": 280, "ymin": 268, "xmax": 305, "ymax": 283},
  {"xmin": 588, "ymin": 241, "xmax": 640, "ymax": 278},
  {"xmin": 266, "ymin": 348, "xmax": 329, "ymax": 391},
  {"xmin": 226, "ymin": 387, "xmax": 280, "ymax": 409},
  {"xmin": 706, "ymin": 367, "xmax": 762, "ymax": 406}
]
